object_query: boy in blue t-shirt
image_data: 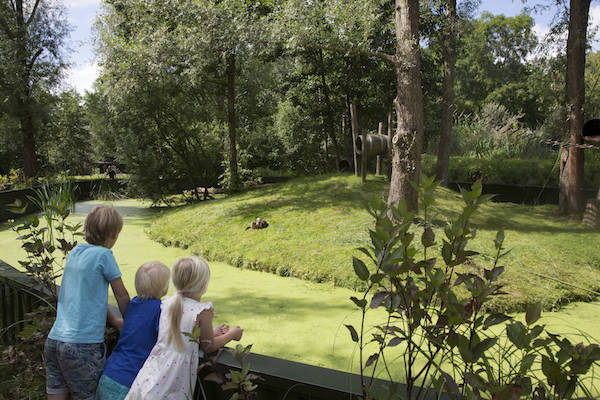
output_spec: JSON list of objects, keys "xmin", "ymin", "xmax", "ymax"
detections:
[
  {"xmin": 95, "ymin": 261, "xmax": 171, "ymax": 400},
  {"xmin": 45, "ymin": 205, "xmax": 130, "ymax": 400}
]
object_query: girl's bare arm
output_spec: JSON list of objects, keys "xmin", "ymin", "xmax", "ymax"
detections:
[{"xmin": 197, "ymin": 309, "xmax": 243, "ymax": 354}]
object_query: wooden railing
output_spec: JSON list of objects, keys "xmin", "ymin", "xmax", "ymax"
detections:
[
  {"xmin": 196, "ymin": 350, "xmax": 447, "ymax": 400},
  {"xmin": 0, "ymin": 259, "xmax": 52, "ymax": 344}
]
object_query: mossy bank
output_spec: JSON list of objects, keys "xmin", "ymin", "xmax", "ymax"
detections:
[{"xmin": 148, "ymin": 174, "xmax": 600, "ymax": 313}]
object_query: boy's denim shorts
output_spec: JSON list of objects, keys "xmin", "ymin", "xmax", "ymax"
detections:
[{"xmin": 44, "ymin": 338, "xmax": 106, "ymax": 400}]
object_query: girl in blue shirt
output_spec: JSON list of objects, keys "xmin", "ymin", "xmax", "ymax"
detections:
[{"xmin": 95, "ymin": 261, "xmax": 170, "ymax": 400}]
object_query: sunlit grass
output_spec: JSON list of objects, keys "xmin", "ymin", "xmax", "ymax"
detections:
[{"xmin": 148, "ymin": 174, "xmax": 600, "ymax": 314}]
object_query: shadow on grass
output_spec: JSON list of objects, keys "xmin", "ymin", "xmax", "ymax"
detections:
[
  {"xmin": 430, "ymin": 190, "xmax": 598, "ymax": 235},
  {"xmin": 218, "ymin": 177, "xmax": 596, "ymax": 236},
  {"xmin": 219, "ymin": 175, "xmax": 389, "ymax": 219}
]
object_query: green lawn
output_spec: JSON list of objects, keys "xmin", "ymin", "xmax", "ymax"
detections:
[
  {"xmin": 148, "ymin": 174, "xmax": 600, "ymax": 313},
  {"xmin": 1, "ymin": 198, "xmax": 599, "ymax": 381}
]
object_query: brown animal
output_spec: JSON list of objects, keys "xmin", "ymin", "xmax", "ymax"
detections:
[{"xmin": 246, "ymin": 217, "xmax": 269, "ymax": 230}]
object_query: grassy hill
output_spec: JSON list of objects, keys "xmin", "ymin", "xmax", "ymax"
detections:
[{"xmin": 148, "ymin": 174, "xmax": 600, "ymax": 313}]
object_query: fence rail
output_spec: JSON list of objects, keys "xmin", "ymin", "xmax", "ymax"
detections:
[{"xmin": 0, "ymin": 259, "xmax": 52, "ymax": 344}]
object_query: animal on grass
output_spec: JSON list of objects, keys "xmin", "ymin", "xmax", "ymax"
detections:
[{"xmin": 246, "ymin": 217, "xmax": 269, "ymax": 230}]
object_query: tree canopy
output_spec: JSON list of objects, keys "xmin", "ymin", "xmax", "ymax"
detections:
[{"xmin": 0, "ymin": 0, "xmax": 70, "ymax": 178}]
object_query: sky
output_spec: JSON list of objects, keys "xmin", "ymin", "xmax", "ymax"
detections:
[{"xmin": 61, "ymin": 0, "xmax": 600, "ymax": 95}]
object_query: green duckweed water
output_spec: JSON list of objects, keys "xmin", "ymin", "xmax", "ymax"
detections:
[{"xmin": 1, "ymin": 199, "xmax": 599, "ymax": 381}]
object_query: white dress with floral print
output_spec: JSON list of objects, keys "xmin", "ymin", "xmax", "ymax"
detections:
[{"xmin": 125, "ymin": 296, "xmax": 212, "ymax": 400}]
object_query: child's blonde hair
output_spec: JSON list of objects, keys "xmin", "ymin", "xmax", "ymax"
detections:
[
  {"xmin": 84, "ymin": 205, "xmax": 123, "ymax": 246},
  {"xmin": 135, "ymin": 261, "xmax": 170, "ymax": 300},
  {"xmin": 168, "ymin": 256, "xmax": 210, "ymax": 351}
]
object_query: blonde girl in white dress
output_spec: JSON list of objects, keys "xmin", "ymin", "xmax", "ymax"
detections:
[{"xmin": 125, "ymin": 256, "xmax": 243, "ymax": 400}]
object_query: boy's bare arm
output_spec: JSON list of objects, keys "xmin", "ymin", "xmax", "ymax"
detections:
[
  {"xmin": 110, "ymin": 277, "xmax": 130, "ymax": 317},
  {"xmin": 106, "ymin": 308, "xmax": 124, "ymax": 331}
]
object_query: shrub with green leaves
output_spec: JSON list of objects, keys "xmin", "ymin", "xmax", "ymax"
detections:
[
  {"xmin": 8, "ymin": 183, "xmax": 82, "ymax": 301},
  {"xmin": 347, "ymin": 177, "xmax": 600, "ymax": 399},
  {"xmin": 422, "ymin": 154, "xmax": 600, "ymax": 189},
  {"xmin": 184, "ymin": 326, "xmax": 260, "ymax": 400}
]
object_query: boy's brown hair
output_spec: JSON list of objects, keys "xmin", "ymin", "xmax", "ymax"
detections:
[{"xmin": 84, "ymin": 205, "xmax": 123, "ymax": 246}]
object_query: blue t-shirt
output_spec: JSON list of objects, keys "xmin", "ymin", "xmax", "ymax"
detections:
[
  {"xmin": 48, "ymin": 243, "xmax": 122, "ymax": 343},
  {"xmin": 102, "ymin": 297, "xmax": 162, "ymax": 387}
]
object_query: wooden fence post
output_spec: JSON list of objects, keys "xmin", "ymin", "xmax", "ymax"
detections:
[
  {"xmin": 350, "ymin": 104, "xmax": 360, "ymax": 177},
  {"xmin": 377, "ymin": 122, "xmax": 383, "ymax": 175},
  {"xmin": 361, "ymin": 129, "xmax": 367, "ymax": 184}
]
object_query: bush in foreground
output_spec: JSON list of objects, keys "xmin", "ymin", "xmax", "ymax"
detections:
[{"xmin": 349, "ymin": 178, "xmax": 600, "ymax": 399}]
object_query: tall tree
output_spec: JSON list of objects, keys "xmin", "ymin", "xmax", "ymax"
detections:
[
  {"xmin": 454, "ymin": 12, "xmax": 539, "ymax": 125},
  {"xmin": 96, "ymin": 0, "xmax": 224, "ymax": 202},
  {"xmin": 45, "ymin": 90, "xmax": 92, "ymax": 175},
  {"xmin": 559, "ymin": 0, "xmax": 591, "ymax": 215},
  {"xmin": 0, "ymin": 0, "xmax": 69, "ymax": 178},
  {"xmin": 176, "ymin": 0, "xmax": 270, "ymax": 191},
  {"xmin": 278, "ymin": 0, "xmax": 424, "ymax": 209},
  {"xmin": 434, "ymin": 0, "xmax": 457, "ymax": 187},
  {"xmin": 388, "ymin": 0, "xmax": 424, "ymax": 210}
]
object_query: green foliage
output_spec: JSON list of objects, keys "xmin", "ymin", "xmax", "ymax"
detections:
[
  {"xmin": 422, "ymin": 154, "xmax": 600, "ymax": 189},
  {"xmin": 347, "ymin": 177, "xmax": 600, "ymax": 399},
  {"xmin": 0, "ymin": 0, "xmax": 70, "ymax": 177},
  {"xmin": 8, "ymin": 182, "xmax": 82, "ymax": 302},
  {"xmin": 451, "ymin": 103, "xmax": 551, "ymax": 159},
  {"xmin": 0, "ymin": 306, "xmax": 55, "ymax": 400},
  {"xmin": 219, "ymin": 159, "xmax": 263, "ymax": 193},
  {"xmin": 186, "ymin": 327, "xmax": 260, "ymax": 400},
  {"xmin": 0, "ymin": 168, "xmax": 38, "ymax": 190},
  {"xmin": 272, "ymin": 99, "xmax": 328, "ymax": 173},
  {"xmin": 43, "ymin": 91, "xmax": 94, "ymax": 176},
  {"xmin": 455, "ymin": 12, "xmax": 540, "ymax": 126},
  {"xmin": 95, "ymin": 0, "xmax": 280, "ymax": 202},
  {"xmin": 90, "ymin": 179, "xmax": 128, "ymax": 201}
]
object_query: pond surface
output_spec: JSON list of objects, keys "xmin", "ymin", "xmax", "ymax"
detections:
[{"xmin": 1, "ymin": 199, "xmax": 599, "ymax": 378}]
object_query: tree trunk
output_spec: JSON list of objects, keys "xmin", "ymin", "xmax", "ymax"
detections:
[
  {"xmin": 318, "ymin": 50, "xmax": 341, "ymax": 171},
  {"xmin": 559, "ymin": 0, "xmax": 591, "ymax": 215},
  {"xmin": 226, "ymin": 53, "xmax": 239, "ymax": 191},
  {"xmin": 388, "ymin": 0, "xmax": 424, "ymax": 211},
  {"xmin": 376, "ymin": 122, "xmax": 383, "ymax": 175},
  {"xmin": 21, "ymin": 104, "xmax": 37, "ymax": 179},
  {"xmin": 361, "ymin": 129, "xmax": 367, "ymax": 184},
  {"xmin": 16, "ymin": 2, "xmax": 37, "ymax": 178},
  {"xmin": 435, "ymin": 0, "xmax": 456, "ymax": 187},
  {"xmin": 387, "ymin": 112, "xmax": 393, "ymax": 181}
]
